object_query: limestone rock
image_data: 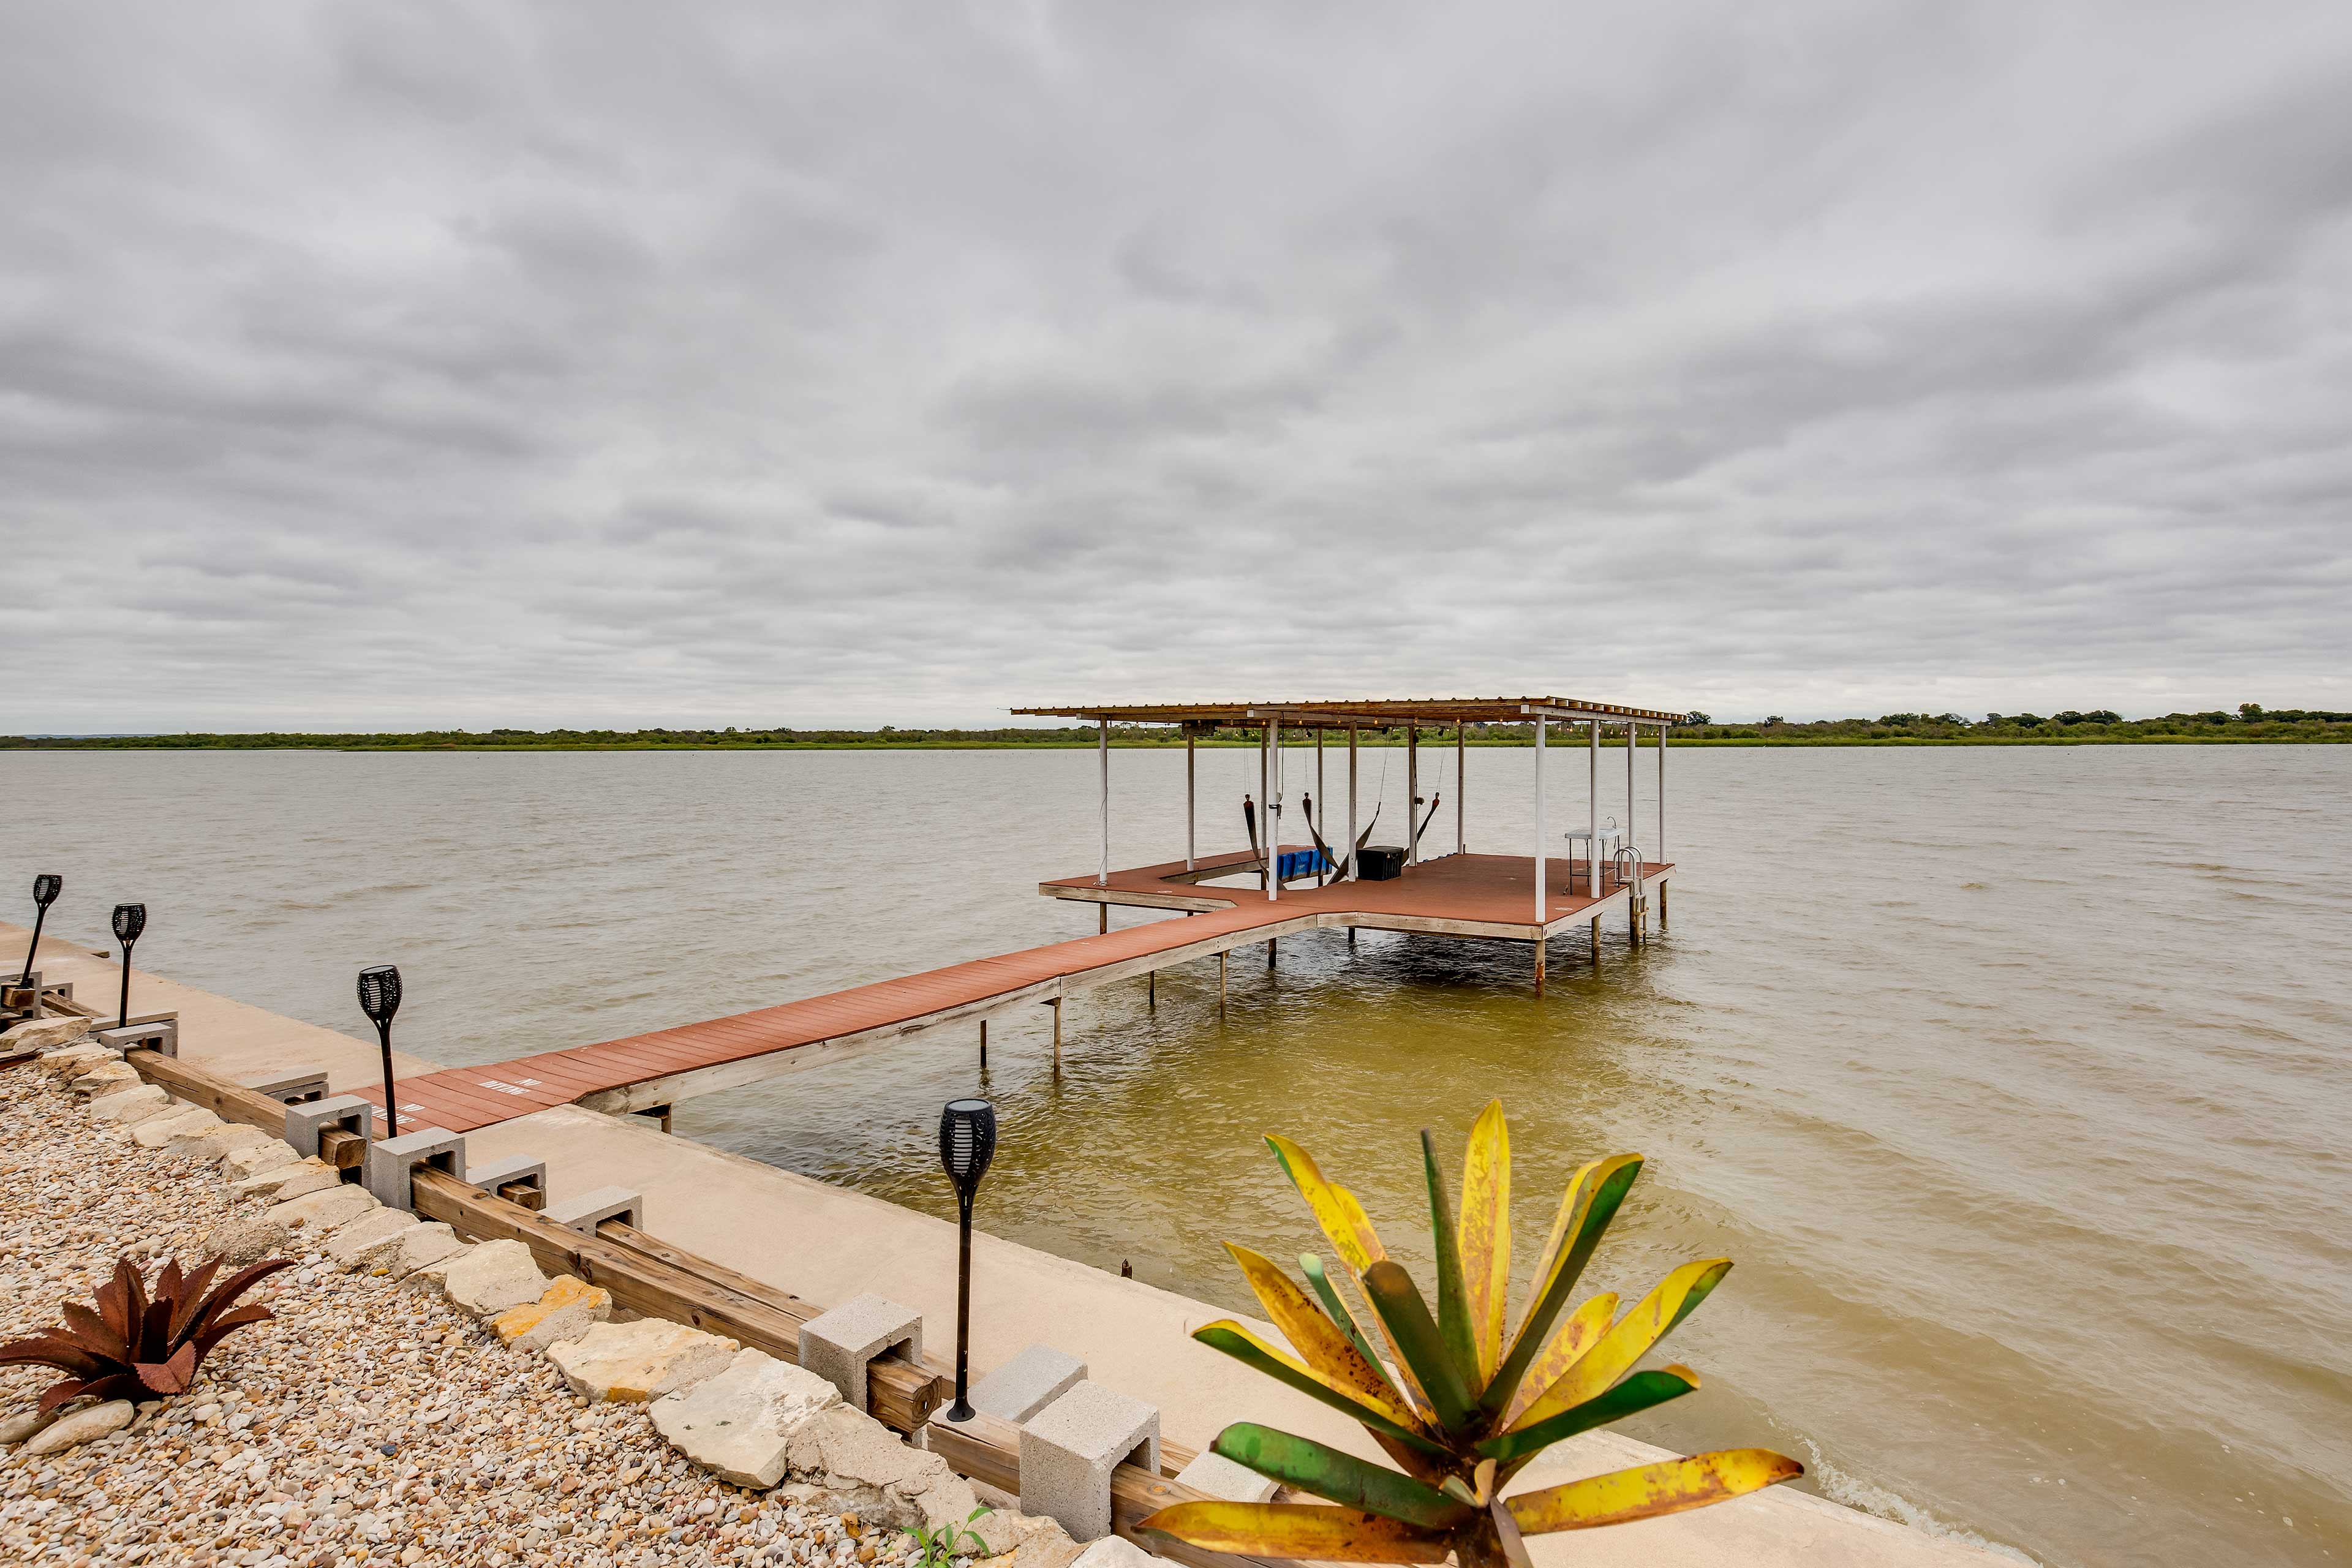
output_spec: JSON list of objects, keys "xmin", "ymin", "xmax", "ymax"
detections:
[
  {"xmin": 786, "ymin": 1403, "xmax": 938, "ymax": 1505},
  {"xmin": 915, "ymin": 1469, "xmax": 1018, "ymax": 1551},
  {"xmin": 70, "ymin": 1060, "xmax": 140, "ymax": 1096},
  {"xmin": 1, "ymin": 1014, "xmax": 90, "ymax": 1052},
  {"xmin": 165, "ymin": 1121, "xmax": 275, "ymax": 1166},
  {"xmin": 132, "ymin": 1107, "xmax": 222, "ymax": 1148},
  {"xmin": 326, "ymin": 1208, "xmax": 420, "ymax": 1272},
  {"xmin": 1072, "ymin": 1537, "xmax": 1155, "ymax": 1568},
  {"xmin": 234, "ymin": 1159, "xmax": 341, "ymax": 1202},
  {"xmin": 548, "ymin": 1318, "xmax": 737, "ymax": 1403},
  {"xmin": 221, "ymin": 1140, "xmax": 301, "ymax": 1181},
  {"xmin": 0, "ymin": 1407, "xmax": 56, "ymax": 1445},
  {"xmin": 266, "ymin": 1181, "xmax": 380, "ymax": 1234},
  {"xmin": 23, "ymin": 1400, "xmax": 133, "ymax": 1457},
  {"xmin": 995, "ymin": 1517, "xmax": 1085, "ymax": 1568},
  {"xmin": 492, "ymin": 1275, "xmax": 612, "ymax": 1354},
  {"xmin": 383, "ymin": 1221, "xmax": 465, "ymax": 1280},
  {"xmin": 425, "ymin": 1238, "xmax": 549, "ymax": 1317},
  {"xmin": 88, "ymin": 1084, "xmax": 171, "ymax": 1123},
  {"xmin": 647, "ymin": 1348, "xmax": 839, "ymax": 1488},
  {"xmin": 204, "ymin": 1212, "xmax": 292, "ymax": 1267},
  {"xmin": 42, "ymin": 1042, "xmax": 114, "ymax": 1078}
]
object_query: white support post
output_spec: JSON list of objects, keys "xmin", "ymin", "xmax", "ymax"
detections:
[
  {"xmin": 1626, "ymin": 722, "xmax": 1637, "ymax": 873},
  {"xmin": 1097, "ymin": 719, "xmax": 1110, "ymax": 888},
  {"xmin": 1457, "ymin": 723, "xmax": 1466, "ymax": 854},
  {"xmin": 1407, "ymin": 724, "xmax": 1419, "ymax": 865},
  {"xmin": 1346, "ymin": 725, "xmax": 1359, "ymax": 880},
  {"xmin": 1657, "ymin": 724, "xmax": 1666, "ymax": 864},
  {"xmin": 1316, "ymin": 728, "xmax": 1325, "ymax": 841},
  {"xmin": 1588, "ymin": 719, "xmax": 1600, "ymax": 893},
  {"xmin": 1267, "ymin": 718, "xmax": 1282, "ymax": 902},
  {"xmin": 1258, "ymin": 726, "xmax": 1270, "ymax": 893},
  {"xmin": 1534, "ymin": 717, "xmax": 1548, "ymax": 922},
  {"xmin": 1185, "ymin": 731, "xmax": 1197, "ymax": 872}
]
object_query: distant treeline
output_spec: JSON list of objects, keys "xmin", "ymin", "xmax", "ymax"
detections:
[{"xmin": 6, "ymin": 704, "xmax": 2350, "ymax": 750}]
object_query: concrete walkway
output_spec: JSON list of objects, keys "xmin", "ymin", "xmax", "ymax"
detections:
[{"xmin": 1, "ymin": 919, "xmax": 2008, "ymax": 1567}]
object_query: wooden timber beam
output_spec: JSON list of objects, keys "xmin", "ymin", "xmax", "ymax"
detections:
[
  {"xmin": 126, "ymin": 1049, "xmax": 367, "ymax": 1168},
  {"xmin": 407, "ymin": 1169, "xmax": 947, "ymax": 1431}
]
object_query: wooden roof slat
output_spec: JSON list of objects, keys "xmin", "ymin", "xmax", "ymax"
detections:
[{"xmin": 1012, "ymin": 695, "xmax": 1688, "ymax": 726}]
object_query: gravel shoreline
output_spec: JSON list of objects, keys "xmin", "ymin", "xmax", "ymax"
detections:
[{"xmin": 0, "ymin": 1064, "xmax": 914, "ymax": 1567}]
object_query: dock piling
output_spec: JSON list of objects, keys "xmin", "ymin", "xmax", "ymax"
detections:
[
  {"xmin": 1218, "ymin": 952, "xmax": 1227, "ymax": 1016},
  {"xmin": 1051, "ymin": 998, "xmax": 1062, "ymax": 1073},
  {"xmin": 1148, "ymin": 970, "xmax": 1155, "ymax": 1009},
  {"xmin": 1534, "ymin": 939, "xmax": 1545, "ymax": 995},
  {"xmin": 979, "ymin": 1019, "xmax": 988, "ymax": 1071},
  {"xmin": 1591, "ymin": 914, "xmax": 1602, "ymax": 965}
]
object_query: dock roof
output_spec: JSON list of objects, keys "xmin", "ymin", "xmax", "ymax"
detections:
[{"xmin": 1012, "ymin": 696, "xmax": 1688, "ymax": 728}]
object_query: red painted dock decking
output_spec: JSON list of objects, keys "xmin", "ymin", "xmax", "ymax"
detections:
[{"xmin": 364, "ymin": 850, "xmax": 1666, "ymax": 1136}]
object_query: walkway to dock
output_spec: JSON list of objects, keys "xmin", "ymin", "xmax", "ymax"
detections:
[{"xmin": 365, "ymin": 851, "xmax": 1668, "ymax": 1135}]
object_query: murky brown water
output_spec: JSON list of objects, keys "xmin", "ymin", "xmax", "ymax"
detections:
[{"xmin": 7, "ymin": 744, "xmax": 2346, "ymax": 1566}]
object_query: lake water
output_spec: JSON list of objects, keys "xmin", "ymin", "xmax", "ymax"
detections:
[{"xmin": 6, "ymin": 744, "xmax": 2346, "ymax": 1566}]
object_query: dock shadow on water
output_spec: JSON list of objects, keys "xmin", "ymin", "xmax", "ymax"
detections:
[{"xmin": 8, "ymin": 742, "xmax": 2349, "ymax": 1568}]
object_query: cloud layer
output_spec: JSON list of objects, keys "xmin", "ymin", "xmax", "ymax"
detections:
[{"xmin": 4, "ymin": 1, "xmax": 2349, "ymax": 728}]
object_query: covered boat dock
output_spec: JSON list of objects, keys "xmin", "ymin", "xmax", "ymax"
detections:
[
  {"xmin": 367, "ymin": 695, "xmax": 1683, "ymax": 1134},
  {"xmin": 1017, "ymin": 695, "xmax": 1681, "ymax": 989}
]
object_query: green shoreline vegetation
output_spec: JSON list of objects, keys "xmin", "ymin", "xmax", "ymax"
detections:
[{"xmin": 6, "ymin": 705, "xmax": 2348, "ymax": 751}]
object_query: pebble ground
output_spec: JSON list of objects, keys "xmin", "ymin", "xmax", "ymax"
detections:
[{"xmin": 0, "ymin": 1065, "xmax": 924, "ymax": 1567}]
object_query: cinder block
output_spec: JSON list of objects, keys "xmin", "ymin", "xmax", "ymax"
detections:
[
  {"xmin": 241, "ymin": 1068, "xmax": 329, "ymax": 1106},
  {"xmin": 1174, "ymin": 1450, "xmax": 1278, "ymax": 1502},
  {"xmin": 970, "ymin": 1343, "xmax": 1088, "ymax": 1424},
  {"xmin": 466, "ymin": 1153, "xmax": 549, "ymax": 1209},
  {"xmin": 1020, "ymin": 1381, "xmax": 1161, "ymax": 1542},
  {"xmin": 96, "ymin": 1020, "xmax": 176, "ymax": 1057},
  {"xmin": 798, "ymin": 1294, "xmax": 922, "ymax": 1412},
  {"xmin": 363, "ymin": 1127, "xmax": 465, "ymax": 1212},
  {"xmin": 545, "ymin": 1185, "xmax": 643, "ymax": 1233},
  {"xmin": 285, "ymin": 1094, "xmax": 374, "ymax": 1161}
]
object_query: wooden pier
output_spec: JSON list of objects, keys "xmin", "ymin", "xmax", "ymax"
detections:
[
  {"xmin": 368, "ymin": 694, "xmax": 1683, "ymax": 1136},
  {"xmin": 369, "ymin": 848, "xmax": 1668, "ymax": 1135}
]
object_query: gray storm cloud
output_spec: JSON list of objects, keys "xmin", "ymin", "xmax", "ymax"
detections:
[{"xmin": 2, "ymin": 0, "xmax": 2348, "ymax": 728}]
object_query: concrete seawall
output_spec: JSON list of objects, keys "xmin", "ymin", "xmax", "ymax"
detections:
[{"xmin": 2, "ymin": 919, "xmax": 2012, "ymax": 1568}]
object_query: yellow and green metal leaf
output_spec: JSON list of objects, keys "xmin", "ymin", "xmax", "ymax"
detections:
[
  {"xmin": 1507, "ymin": 1259, "xmax": 1729, "ymax": 1434},
  {"xmin": 1266, "ymin": 1136, "xmax": 1433, "ymax": 1420},
  {"xmin": 1419, "ymin": 1129, "xmax": 1482, "ymax": 1392},
  {"xmin": 1302, "ymin": 1253, "xmax": 1390, "ymax": 1381},
  {"xmin": 1210, "ymin": 1422, "xmax": 1474, "ymax": 1530},
  {"xmin": 1500, "ymin": 1291, "xmax": 1618, "ymax": 1429},
  {"xmin": 1140, "ymin": 1501, "xmax": 1455, "ymax": 1563},
  {"xmin": 1457, "ymin": 1099, "xmax": 1512, "ymax": 1387},
  {"xmin": 1190, "ymin": 1321, "xmax": 1444, "ymax": 1454},
  {"xmin": 1267, "ymin": 1134, "xmax": 1387, "ymax": 1273},
  {"xmin": 1477, "ymin": 1366, "xmax": 1700, "ymax": 1464},
  {"xmin": 1359, "ymin": 1260, "xmax": 1477, "ymax": 1431},
  {"xmin": 1226, "ymin": 1244, "xmax": 1403, "ymax": 1414},
  {"xmin": 1504, "ymin": 1448, "xmax": 1804, "ymax": 1534},
  {"xmin": 1483, "ymin": 1154, "xmax": 1643, "ymax": 1416}
]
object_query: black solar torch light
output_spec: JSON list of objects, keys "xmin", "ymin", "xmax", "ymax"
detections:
[
  {"xmin": 938, "ymin": 1097, "xmax": 998, "ymax": 1422},
  {"xmin": 357, "ymin": 963, "xmax": 403, "ymax": 1137},
  {"xmin": 110, "ymin": 902, "xmax": 145, "ymax": 1030},
  {"xmin": 19, "ymin": 873, "xmax": 61, "ymax": 984}
]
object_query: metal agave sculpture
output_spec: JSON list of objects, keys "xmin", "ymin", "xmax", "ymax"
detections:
[
  {"xmin": 1140, "ymin": 1103, "xmax": 1803, "ymax": 1566},
  {"xmin": 0, "ymin": 1254, "xmax": 291, "ymax": 1412}
]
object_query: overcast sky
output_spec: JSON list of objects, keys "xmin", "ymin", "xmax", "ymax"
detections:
[{"xmin": 4, "ymin": 2, "xmax": 2348, "ymax": 730}]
